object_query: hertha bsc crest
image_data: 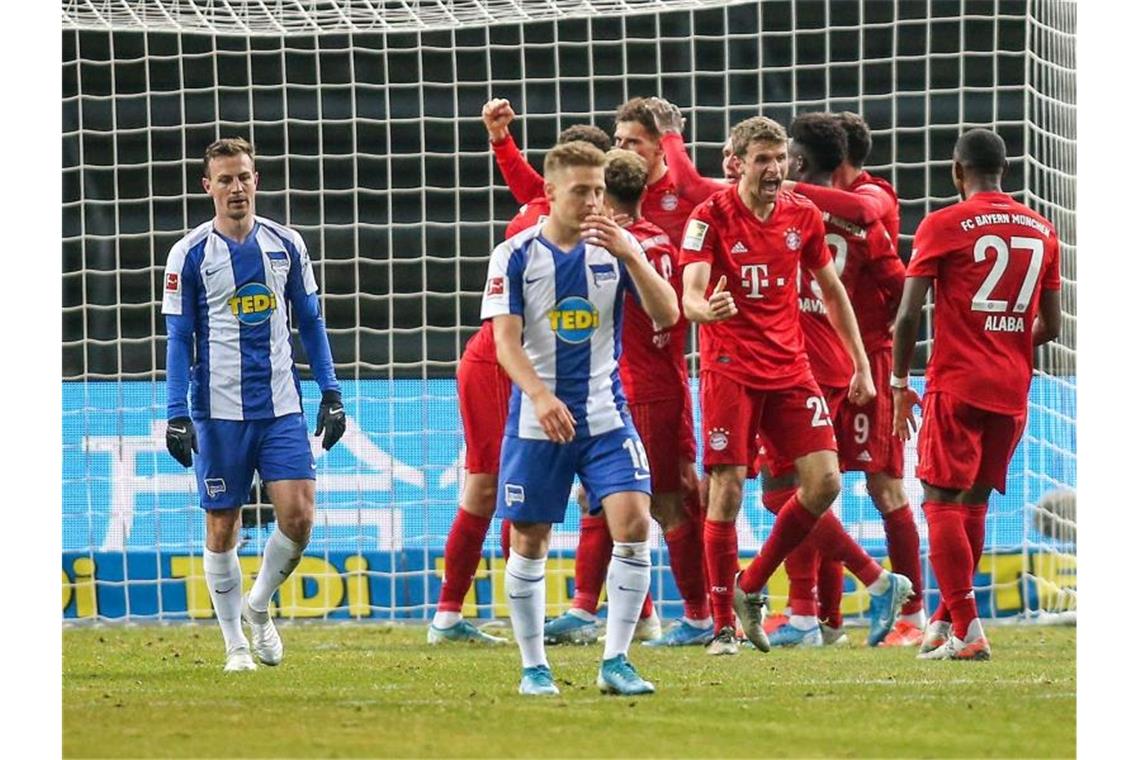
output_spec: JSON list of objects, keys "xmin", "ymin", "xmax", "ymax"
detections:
[{"xmin": 785, "ymin": 228, "xmax": 802, "ymax": 251}]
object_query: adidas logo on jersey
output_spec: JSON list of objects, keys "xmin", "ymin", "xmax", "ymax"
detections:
[
  {"xmin": 856, "ymin": 450, "xmax": 872, "ymax": 462},
  {"xmin": 730, "ymin": 241, "xmax": 749, "ymax": 254}
]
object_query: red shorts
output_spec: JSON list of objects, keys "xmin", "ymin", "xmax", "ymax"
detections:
[
  {"xmin": 834, "ymin": 350, "xmax": 904, "ymax": 478},
  {"xmin": 629, "ymin": 395, "xmax": 696, "ymax": 493},
  {"xmin": 701, "ymin": 371, "xmax": 838, "ymax": 474},
  {"xmin": 457, "ymin": 354, "xmax": 512, "ymax": 474},
  {"xmin": 757, "ymin": 384, "xmax": 847, "ymax": 480},
  {"xmin": 916, "ymin": 391, "xmax": 1026, "ymax": 494}
]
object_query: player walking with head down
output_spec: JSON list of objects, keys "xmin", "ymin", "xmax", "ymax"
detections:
[
  {"xmin": 680, "ymin": 116, "xmax": 910, "ymax": 655},
  {"xmin": 482, "ymin": 141, "xmax": 678, "ymax": 696},
  {"xmin": 162, "ymin": 138, "xmax": 346, "ymax": 671},
  {"xmin": 893, "ymin": 129, "xmax": 1062, "ymax": 660}
]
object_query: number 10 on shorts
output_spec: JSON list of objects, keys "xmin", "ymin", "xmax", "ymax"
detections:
[{"xmin": 623, "ymin": 438, "xmax": 651, "ymax": 478}]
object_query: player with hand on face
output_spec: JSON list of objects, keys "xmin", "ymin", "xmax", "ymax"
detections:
[
  {"xmin": 162, "ymin": 138, "xmax": 345, "ymax": 672},
  {"xmin": 680, "ymin": 116, "xmax": 909, "ymax": 656},
  {"xmin": 893, "ymin": 129, "xmax": 1062, "ymax": 661},
  {"xmin": 758, "ymin": 113, "xmax": 913, "ymax": 649},
  {"xmin": 646, "ymin": 95, "xmax": 741, "ymax": 204},
  {"xmin": 483, "ymin": 142, "xmax": 678, "ymax": 696},
  {"xmin": 426, "ymin": 102, "xmax": 615, "ymax": 646},
  {"xmin": 542, "ymin": 150, "xmax": 714, "ymax": 648}
]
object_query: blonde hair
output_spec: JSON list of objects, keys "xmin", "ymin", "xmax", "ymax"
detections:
[
  {"xmin": 543, "ymin": 140, "xmax": 607, "ymax": 175},
  {"xmin": 730, "ymin": 116, "xmax": 787, "ymax": 158}
]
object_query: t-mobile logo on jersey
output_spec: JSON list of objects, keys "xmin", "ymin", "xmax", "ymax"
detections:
[{"xmin": 740, "ymin": 264, "xmax": 787, "ymax": 299}]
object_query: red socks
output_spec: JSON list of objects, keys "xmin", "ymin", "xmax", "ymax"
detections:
[
  {"xmin": 572, "ymin": 514, "xmax": 613, "ymax": 613},
  {"xmin": 923, "ymin": 501, "xmax": 978, "ymax": 640},
  {"xmin": 500, "ymin": 519, "xmax": 511, "ymax": 561},
  {"xmin": 783, "ymin": 540, "xmax": 819, "ymax": 617},
  {"xmin": 739, "ymin": 492, "xmax": 819, "ymax": 594},
  {"xmin": 703, "ymin": 518, "xmax": 739, "ymax": 631},
  {"xmin": 816, "ymin": 559, "xmax": 845, "ymax": 627},
  {"xmin": 438, "ymin": 508, "xmax": 492, "ymax": 612},
  {"xmin": 883, "ymin": 505, "xmax": 924, "ymax": 615},
  {"xmin": 809, "ymin": 509, "xmax": 882, "ymax": 587},
  {"xmin": 664, "ymin": 518, "xmax": 711, "ymax": 620}
]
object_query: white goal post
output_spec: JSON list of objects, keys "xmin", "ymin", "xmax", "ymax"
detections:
[{"xmin": 61, "ymin": 0, "xmax": 1076, "ymax": 624}]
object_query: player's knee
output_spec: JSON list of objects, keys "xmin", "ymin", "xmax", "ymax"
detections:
[
  {"xmin": 576, "ymin": 485, "xmax": 590, "ymax": 515},
  {"xmin": 278, "ymin": 510, "xmax": 313, "ymax": 545},
  {"xmin": 463, "ymin": 474, "xmax": 498, "ymax": 517},
  {"xmin": 801, "ymin": 470, "xmax": 841, "ymax": 513},
  {"xmin": 867, "ymin": 474, "xmax": 908, "ymax": 513}
]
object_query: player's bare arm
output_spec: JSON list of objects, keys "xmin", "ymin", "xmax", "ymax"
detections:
[
  {"xmin": 681, "ymin": 262, "xmax": 737, "ymax": 323},
  {"xmin": 1032, "ymin": 288, "xmax": 1062, "ymax": 346},
  {"xmin": 481, "ymin": 97, "xmax": 515, "ymax": 143},
  {"xmin": 646, "ymin": 96, "xmax": 685, "ymax": 135},
  {"xmin": 812, "ymin": 260, "xmax": 874, "ymax": 405},
  {"xmin": 492, "ymin": 314, "xmax": 576, "ymax": 443},
  {"xmin": 582, "ymin": 213, "xmax": 679, "ymax": 328},
  {"xmin": 890, "ymin": 275, "xmax": 930, "ymax": 440}
]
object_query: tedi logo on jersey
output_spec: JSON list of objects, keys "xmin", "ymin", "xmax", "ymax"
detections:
[
  {"xmin": 548, "ymin": 296, "xmax": 599, "ymax": 343},
  {"xmin": 228, "ymin": 282, "xmax": 277, "ymax": 325}
]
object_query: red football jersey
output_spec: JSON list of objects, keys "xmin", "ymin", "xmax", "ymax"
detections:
[
  {"xmin": 679, "ymin": 188, "xmax": 830, "ymax": 390},
  {"xmin": 643, "ymin": 170, "xmax": 699, "ymax": 249},
  {"xmin": 849, "ymin": 171, "xmax": 901, "ymax": 249},
  {"xmin": 909, "ymin": 191, "xmax": 1061, "ymax": 415},
  {"xmin": 797, "ymin": 263, "xmax": 853, "ymax": 390},
  {"xmin": 619, "ymin": 218, "xmax": 689, "ymax": 403},
  {"xmin": 825, "ymin": 212, "xmax": 903, "ymax": 355},
  {"xmin": 505, "ymin": 197, "xmax": 549, "ymax": 239}
]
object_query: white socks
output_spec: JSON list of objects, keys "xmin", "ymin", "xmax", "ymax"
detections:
[
  {"xmin": 867, "ymin": 570, "xmax": 891, "ymax": 595},
  {"xmin": 203, "ymin": 547, "xmax": 246, "ymax": 652},
  {"xmin": 965, "ymin": 617, "xmax": 985, "ymax": 643},
  {"xmin": 902, "ymin": 610, "xmax": 927, "ymax": 628},
  {"xmin": 789, "ymin": 614, "xmax": 818, "ymax": 631},
  {"xmin": 603, "ymin": 541, "xmax": 650, "ymax": 660},
  {"xmin": 506, "ymin": 553, "xmax": 548, "ymax": 669},
  {"xmin": 432, "ymin": 610, "xmax": 461, "ymax": 629},
  {"xmin": 248, "ymin": 530, "xmax": 306, "ymax": 613}
]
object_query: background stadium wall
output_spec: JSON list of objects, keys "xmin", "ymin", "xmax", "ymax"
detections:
[{"xmin": 62, "ymin": 0, "xmax": 1076, "ymax": 623}]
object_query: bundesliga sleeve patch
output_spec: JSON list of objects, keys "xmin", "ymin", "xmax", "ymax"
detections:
[
  {"xmin": 165, "ymin": 272, "xmax": 179, "ymax": 292},
  {"xmin": 681, "ymin": 220, "xmax": 709, "ymax": 251},
  {"xmin": 486, "ymin": 276, "xmax": 504, "ymax": 297}
]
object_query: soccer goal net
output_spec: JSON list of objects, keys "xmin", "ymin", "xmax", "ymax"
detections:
[{"xmin": 62, "ymin": 0, "xmax": 1076, "ymax": 624}]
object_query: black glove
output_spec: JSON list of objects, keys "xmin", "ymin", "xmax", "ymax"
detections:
[
  {"xmin": 166, "ymin": 416, "xmax": 197, "ymax": 468},
  {"xmin": 315, "ymin": 390, "xmax": 346, "ymax": 451}
]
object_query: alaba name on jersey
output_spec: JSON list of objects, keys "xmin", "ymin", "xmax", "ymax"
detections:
[
  {"xmin": 909, "ymin": 191, "xmax": 1061, "ymax": 415},
  {"xmin": 481, "ymin": 224, "xmax": 647, "ymax": 440},
  {"xmin": 162, "ymin": 216, "xmax": 334, "ymax": 420},
  {"xmin": 679, "ymin": 187, "xmax": 830, "ymax": 390},
  {"xmin": 618, "ymin": 218, "xmax": 689, "ymax": 403}
]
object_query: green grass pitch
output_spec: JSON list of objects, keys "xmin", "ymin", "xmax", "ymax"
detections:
[{"xmin": 63, "ymin": 623, "xmax": 1075, "ymax": 758}]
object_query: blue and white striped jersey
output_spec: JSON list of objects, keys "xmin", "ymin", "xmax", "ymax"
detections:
[
  {"xmin": 162, "ymin": 216, "xmax": 339, "ymax": 421},
  {"xmin": 480, "ymin": 224, "xmax": 644, "ymax": 441}
]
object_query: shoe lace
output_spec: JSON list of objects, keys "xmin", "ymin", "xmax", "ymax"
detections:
[{"xmin": 610, "ymin": 656, "xmax": 638, "ymax": 682}]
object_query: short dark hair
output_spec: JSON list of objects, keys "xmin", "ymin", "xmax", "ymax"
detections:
[
  {"xmin": 604, "ymin": 149, "xmax": 648, "ymax": 206},
  {"xmin": 834, "ymin": 112, "xmax": 872, "ymax": 167},
  {"xmin": 203, "ymin": 137, "xmax": 254, "ymax": 178},
  {"xmin": 614, "ymin": 98, "xmax": 660, "ymax": 139},
  {"xmin": 789, "ymin": 112, "xmax": 848, "ymax": 175},
  {"xmin": 954, "ymin": 128, "xmax": 1007, "ymax": 174},
  {"xmin": 543, "ymin": 140, "xmax": 607, "ymax": 175},
  {"xmin": 558, "ymin": 124, "xmax": 611, "ymax": 152}
]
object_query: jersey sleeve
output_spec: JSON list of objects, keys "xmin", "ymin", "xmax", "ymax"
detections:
[
  {"xmin": 284, "ymin": 230, "xmax": 320, "ymax": 299},
  {"xmin": 491, "ymin": 134, "xmax": 546, "ymax": 205},
  {"xmin": 907, "ymin": 214, "xmax": 952, "ymax": 277},
  {"xmin": 677, "ymin": 205, "xmax": 719, "ymax": 266},
  {"xmin": 1042, "ymin": 232, "xmax": 1062, "ymax": 291},
  {"xmin": 480, "ymin": 242, "xmax": 526, "ymax": 319},
  {"xmin": 618, "ymin": 229, "xmax": 648, "ymax": 301},
  {"xmin": 162, "ymin": 242, "xmax": 197, "ymax": 418},
  {"xmin": 800, "ymin": 206, "xmax": 830, "ymax": 271},
  {"xmin": 660, "ymin": 133, "xmax": 730, "ymax": 205},
  {"xmin": 284, "ymin": 230, "xmax": 340, "ymax": 393},
  {"xmin": 792, "ymin": 182, "xmax": 893, "ymax": 226}
]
